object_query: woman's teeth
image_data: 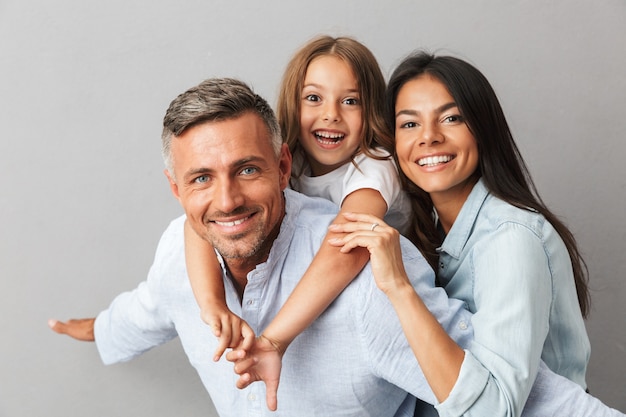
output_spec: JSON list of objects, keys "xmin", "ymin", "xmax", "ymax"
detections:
[{"xmin": 418, "ymin": 155, "xmax": 452, "ymax": 167}]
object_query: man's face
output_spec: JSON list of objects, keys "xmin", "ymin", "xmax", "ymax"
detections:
[{"xmin": 166, "ymin": 112, "xmax": 291, "ymax": 266}]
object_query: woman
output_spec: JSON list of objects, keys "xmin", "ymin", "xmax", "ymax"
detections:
[{"xmin": 329, "ymin": 51, "xmax": 591, "ymax": 416}]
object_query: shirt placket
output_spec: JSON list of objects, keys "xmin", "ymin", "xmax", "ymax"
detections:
[{"xmin": 241, "ymin": 274, "xmax": 264, "ymax": 416}]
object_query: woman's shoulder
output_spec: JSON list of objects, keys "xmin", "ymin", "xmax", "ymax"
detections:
[{"xmin": 479, "ymin": 194, "xmax": 551, "ymax": 240}]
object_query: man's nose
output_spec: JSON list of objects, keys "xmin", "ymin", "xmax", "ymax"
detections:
[{"xmin": 213, "ymin": 179, "xmax": 244, "ymax": 213}]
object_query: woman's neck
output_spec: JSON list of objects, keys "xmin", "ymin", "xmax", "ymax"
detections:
[{"xmin": 431, "ymin": 176, "xmax": 479, "ymax": 234}]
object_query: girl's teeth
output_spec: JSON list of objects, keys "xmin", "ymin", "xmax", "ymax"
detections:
[{"xmin": 315, "ymin": 132, "xmax": 344, "ymax": 143}]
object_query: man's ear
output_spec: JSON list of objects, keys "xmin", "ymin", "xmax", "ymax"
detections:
[
  {"xmin": 164, "ymin": 169, "xmax": 182, "ymax": 202},
  {"xmin": 278, "ymin": 143, "xmax": 292, "ymax": 190}
]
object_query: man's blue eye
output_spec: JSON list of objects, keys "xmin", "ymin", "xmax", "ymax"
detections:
[
  {"xmin": 241, "ymin": 167, "xmax": 258, "ymax": 175},
  {"xmin": 195, "ymin": 175, "xmax": 209, "ymax": 183}
]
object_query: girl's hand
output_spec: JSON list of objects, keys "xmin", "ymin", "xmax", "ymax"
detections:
[
  {"xmin": 226, "ymin": 334, "xmax": 283, "ymax": 411},
  {"xmin": 201, "ymin": 305, "xmax": 255, "ymax": 362},
  {"xmin": 327, "ymin": 212, "xmax": 412, "ymax": 295}
]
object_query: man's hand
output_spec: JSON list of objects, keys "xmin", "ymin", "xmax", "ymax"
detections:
[
  {"xmin": 226, "ymin": 335, "xmax": 283, "ymax": 411},
  {"xmin": 48, "ymin": 318, "xmax": 96, "ymax": 341}
]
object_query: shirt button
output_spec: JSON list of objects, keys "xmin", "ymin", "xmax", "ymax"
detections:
[
  {"xmin": 458, "ymin": 321, "xmax": 468, "ymax": 330},
  {"xmin": 246, "ymin": 299, "xmax": 254, "ymax": 306},
  {"xmin": 248, "ymin": 393, "xmax": 257, "ymax": 401}
]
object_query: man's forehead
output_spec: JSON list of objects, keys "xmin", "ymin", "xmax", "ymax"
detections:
[{"xmin": 171, "ymin": 114, "xmax": 275, "ymax": 173}]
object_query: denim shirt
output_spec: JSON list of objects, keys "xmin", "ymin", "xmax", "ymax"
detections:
[{"xmin": 437, "ymin": 178, "xmax": 591, "ymax": 409}]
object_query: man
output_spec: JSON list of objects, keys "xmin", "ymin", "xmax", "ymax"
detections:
[{"xmin": 49, "ymin": 78, "xmax": 622, "ymax": 417}]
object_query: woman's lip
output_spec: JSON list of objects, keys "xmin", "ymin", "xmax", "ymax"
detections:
[{"xmin": 417, "ymin": 154, "xmax": 454, "ymax": 167}]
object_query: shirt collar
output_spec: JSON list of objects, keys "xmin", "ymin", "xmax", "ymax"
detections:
[
  {"xmin": 438, "ymin": 178, "xmax": 489, "ymax": 259},
  {"xmin": 249, "ymin": 188, "xmax": 300, "ymax": 277}
]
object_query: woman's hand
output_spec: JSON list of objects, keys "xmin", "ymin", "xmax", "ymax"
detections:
[{"xmin": 327, "ymin": 212, "xmax": 412, "ymax": 295}]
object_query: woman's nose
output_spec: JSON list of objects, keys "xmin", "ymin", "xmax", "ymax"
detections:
[{"xmin": 420, "ymin": 123, "xmax": 444, "ymax": 146}]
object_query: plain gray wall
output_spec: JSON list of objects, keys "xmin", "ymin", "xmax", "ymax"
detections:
[{"xmin": 1, "ymin": 1, "xmax": 624, "ymax": 416}]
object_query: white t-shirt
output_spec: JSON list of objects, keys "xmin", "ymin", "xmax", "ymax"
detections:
[{"xmin": 290, "ymin": 148, "xmax": 411, "ymax": 234}]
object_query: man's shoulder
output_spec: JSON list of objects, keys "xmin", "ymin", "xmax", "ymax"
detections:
[
  {"xmin": 152, "ymin": 214, "xmax": 186, "ymax": 264},
  {"xmin": 349, "ymin": 233, "xmax": 435, "ymax": 297},
  {"xmin": 285, "ymin": 188, "xmax": 339, "ymax": 225}
]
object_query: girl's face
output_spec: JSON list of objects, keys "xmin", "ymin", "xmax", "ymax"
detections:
[
  {"xmin": 299, "ymin": 55, "xmax": 363, "ymax": 176},
  {"xmin": 394, "ymin": 74, "xmax": 479, "ymax": 208}
]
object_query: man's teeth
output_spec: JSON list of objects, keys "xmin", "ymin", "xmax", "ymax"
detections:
[
  {"xmin": 215, "ymin": 217, "xmax": 248, "ymax": 227},
  {"xmin": 418, "ymin": 155, "xmax": 452, "ymax": 167}
]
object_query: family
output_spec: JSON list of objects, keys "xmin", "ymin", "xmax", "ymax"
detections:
[{"xmin": 49, "ymin": 36, "xmax": 624, "ymax": 416}]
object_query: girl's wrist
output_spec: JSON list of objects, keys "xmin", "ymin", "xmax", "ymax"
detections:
[{"xmin": 259, "ymin": 333, "xmax": 289, "ymax": 356}]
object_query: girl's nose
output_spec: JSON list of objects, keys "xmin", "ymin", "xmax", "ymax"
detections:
[{"xmin": 322, "ymin": 102, "xmax": 340, "ymax": 122}]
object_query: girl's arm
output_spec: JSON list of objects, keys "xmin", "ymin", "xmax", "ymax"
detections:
[
  {"xmin": 184, "ymin": 220, "xmax": 254, "ymax": 361},
  {"xmin": 227, "ymin": 189, "xmax": 388, "ymax": 411},
  {"xmin": 328, "ymin": 212, "xmax": 464, "ymax": 402},
  {"xmin": 261, "ymin": 188, "xmax": 387, "ymax": 353}
]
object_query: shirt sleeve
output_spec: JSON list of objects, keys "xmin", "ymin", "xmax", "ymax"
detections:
[
  {"xmin": 341, "ymin": 154, "xmax": 402, "ymax": 210},
  {"xmin": 94, "ymin": 218, "xmax": 183, "ymax": 365},
  {"xmin": 355, "ymin": 237, "xmax": 478, "ymax": 406},
  {"xmin": 437, "ymin": 222, "xmax": 553, "ymax": 417},
  {"xmin": 521, "ymin": 362, "xmax": 625, "ymax": 417}
]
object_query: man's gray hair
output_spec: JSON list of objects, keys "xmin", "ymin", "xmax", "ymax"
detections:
[{"xmin": 161, "ymin": 78, "xmax": 282, "ymax": 174}]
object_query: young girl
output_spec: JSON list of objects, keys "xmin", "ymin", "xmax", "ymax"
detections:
[
  {"xmin": 184, "ymin": 36, "xmax": 410, "ymax": 373},
  {"xmin": 328, "ymin": 51, "xmax": 592, "ymax": 416}
]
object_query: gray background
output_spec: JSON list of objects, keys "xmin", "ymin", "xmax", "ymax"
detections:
[{"xmin": 1, "ymin": 1, "xmax": 624, "ymax": 416}]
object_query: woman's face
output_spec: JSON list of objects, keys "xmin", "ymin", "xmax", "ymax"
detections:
[{"xmin": 394, "ymin": 74, "xmax": 479, "ymax": 208}]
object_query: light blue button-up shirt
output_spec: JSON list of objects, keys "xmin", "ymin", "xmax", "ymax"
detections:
[
  {"xmin": 437, "ymin": 178, "xmax": 591, "ymax": 412},
  {"xmin": 94, "ymin": 188, "xmax": 618, "ymax": 417}
]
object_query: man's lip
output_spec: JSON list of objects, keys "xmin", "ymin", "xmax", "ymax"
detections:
[{"xmin": 212, "ymin": 215, "xmax": 251, "ymax": 227}]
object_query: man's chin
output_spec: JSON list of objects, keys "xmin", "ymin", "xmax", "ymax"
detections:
[{"xmin": 210, "ymin": 238, "xmax": 262, "ymax": 261}]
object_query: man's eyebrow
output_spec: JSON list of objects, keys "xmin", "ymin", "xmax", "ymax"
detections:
[{"xmin": 395, "ymin": 102, "xmax": 458, "ymax": 118}]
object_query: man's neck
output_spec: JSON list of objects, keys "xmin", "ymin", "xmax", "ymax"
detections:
[
  {"xmin": 223, "ymin": 197, "xmax": 286, "ymax": 301},
  {"xmin": 224, "ymin": 259, "xmax": 257, "ymax": 300}
]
